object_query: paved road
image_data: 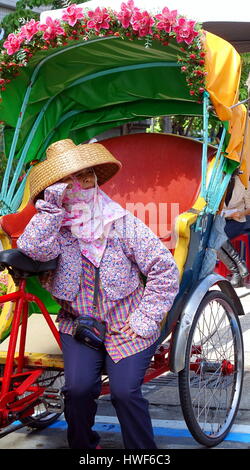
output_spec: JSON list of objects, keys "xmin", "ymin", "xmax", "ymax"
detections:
[{"xmin": 1, "ymin": 286, "xmax": 250, "ymax": 452}]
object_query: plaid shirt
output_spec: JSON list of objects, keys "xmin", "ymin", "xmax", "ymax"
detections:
[{"xmin": 56, "ymin": 256, "xmax": 160, "ymax": 363}]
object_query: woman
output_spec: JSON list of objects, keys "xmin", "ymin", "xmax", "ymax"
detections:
[
  {"xmin": 17, "ymin": 138, "xmax": 179, "ymax": 449},
  {"xmin": 218, "ymin": 171, "xmax": 250, "ymax": 287}
]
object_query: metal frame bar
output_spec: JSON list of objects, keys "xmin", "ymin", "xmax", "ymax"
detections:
[
  {"xmin": 0, "ymin": 279, "xmax": 62, "ymax": 418},
  {"xmin": 200, "ymin": 91, "xmax": 210, "ymax": 199}
]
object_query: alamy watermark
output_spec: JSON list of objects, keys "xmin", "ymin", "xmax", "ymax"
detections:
[
  {"xmin": 72, "ymin": 200, "xmax": 180, "ymax": 250},
  {"xmin": 125, "ymin": 201, "xmax": 179, "ymax": 250}
]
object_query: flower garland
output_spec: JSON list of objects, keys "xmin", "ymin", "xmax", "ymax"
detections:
[
  {"xmin": 178, "ymin": 43, "xmax": 207, "ymax": 102},
  {"xmin": 0, "ymin": 2, "xmax": 206, "ymax": 100}
]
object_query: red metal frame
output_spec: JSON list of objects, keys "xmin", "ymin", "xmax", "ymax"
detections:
[{"xmin": 0, "ymin": 279, "xmax": 61, "ymax": 427}]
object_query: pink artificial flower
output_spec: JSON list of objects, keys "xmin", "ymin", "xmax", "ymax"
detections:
[
  {"xmin": 39, "ymin": 16, "xmax": 65, "ymax": 41},
  {"xmin": 18, "ymin": 173, "xmax": 26, "ymax": 182},
  {"xmin": 61, "ymin": 3, "xmax": 84, "ymax": 27},
  {"xmin": 87, "ymin": 7, "xmax": 111, "ymax": 32},
  {"xmin": 117, "ymin": 0, "xmax": 139, "ymax": 28},
  {"xmin": 155, "ymin": 7, "xmax": 177, "ymax": 33},
  {"xmin": 131, "ymin": 10, "xmax": 155, "ymax": 37},
  {"xmin": 20, "ymin": 19, "xmax": 40, "ymax": 41},
  {"xmin": 3, "ymin": 32, "xmax": 24, "ymax": 55},
  {"xmin": 173, "ymin": 18, "xmax": 198, "ymax": 45}
]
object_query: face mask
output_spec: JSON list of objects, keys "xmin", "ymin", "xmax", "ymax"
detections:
[
  {"xmin": 63, "ymin": 174, "xmax": 97, "ymax": 206},
  {"xmin": 61, "ymin": 172, "xmax": 127, "ymax": 267}
]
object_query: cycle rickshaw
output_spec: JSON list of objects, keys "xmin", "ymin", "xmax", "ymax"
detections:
[{"xmin": 0, "ymin": 0, "xmax": 249, "ymax": 448}]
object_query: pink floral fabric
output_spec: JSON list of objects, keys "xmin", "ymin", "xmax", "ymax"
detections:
[
  {"xmin": 56, "ymin": 257, "xmax": 155, "ymax": 362},
  {"xmin": 61, "ymin": 176, "xmax": 127, "ymax": 267},
  {"xmin": 17, "ymin": 183, "xmax": 179, "ymax": 340}
]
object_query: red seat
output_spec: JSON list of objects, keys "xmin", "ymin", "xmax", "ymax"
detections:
[{"xmin": 101, "ymin": 133, "xmax": 215, "ymax": 250}]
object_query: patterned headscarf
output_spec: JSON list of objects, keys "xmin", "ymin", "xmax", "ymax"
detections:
[{"xmin": 61, "ymin": 173, "xmax": 127, "ymax": 267}]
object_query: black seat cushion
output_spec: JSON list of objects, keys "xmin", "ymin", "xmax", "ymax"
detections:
[{"xmin": 0, "ymin": 249, "xmax": 58, "ymax": 275}]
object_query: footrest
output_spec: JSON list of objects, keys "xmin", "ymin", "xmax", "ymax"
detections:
[{"xmin": 0, "ymin": 351, "xmax": 64, "ymax": 369}]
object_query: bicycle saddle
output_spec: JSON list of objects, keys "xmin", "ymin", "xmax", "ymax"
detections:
[{"xmin": 0, "ymin": 249, "xmax": 58, "ymax": 277}]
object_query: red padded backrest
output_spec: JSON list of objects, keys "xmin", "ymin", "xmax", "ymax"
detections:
[
  {"xmin": 101, "ymin": 133, "xmax": 215, "ymax": 241},
  {"xmin": 0, "ymin": 133, "xmax": 215, "ymax": 248}
]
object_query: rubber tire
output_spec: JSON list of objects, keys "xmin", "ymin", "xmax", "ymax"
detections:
[
  {"xmin": 20, "ymin": 410, "xmax": 62, "ymax": 430},
  {"xmin": 178, "ymin": 290, "xmax": 244, "ymax": 447}
]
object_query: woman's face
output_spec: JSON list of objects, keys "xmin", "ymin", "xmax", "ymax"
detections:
[{"xmin": 60, "ymin": 168, "xmax": 95, "ymax": 189}]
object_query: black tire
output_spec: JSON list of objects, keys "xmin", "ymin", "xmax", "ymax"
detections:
[
  {"xmin": 19, "ymin": 369, "xmax": 64, "ymax": 429},
  {"xmin": 21, "ymin": 409, "xmax": 62, "ymax": 430},
  {"xmin": 178, "ymin": 290, "xmax": 244, "ymax": 447}
]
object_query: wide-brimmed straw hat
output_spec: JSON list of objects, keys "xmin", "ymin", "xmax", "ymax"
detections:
[{"xmin": 29, "ymin": 139, "xmax": 122, "ymax": 201}]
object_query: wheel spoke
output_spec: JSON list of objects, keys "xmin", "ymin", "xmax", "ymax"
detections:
[{"xmin": 179, "ymin": 291, "xmax": 243, "ymax": 446}]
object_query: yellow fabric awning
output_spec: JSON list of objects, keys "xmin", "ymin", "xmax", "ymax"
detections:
[
  {"xmin": 204, "ymin": 31, "xmax": 250, "ymax": 182},
  {"xmin": 204, "ymin": 31, "xmax": 242, "ymax": 122},
  {"xmin": 239, "ymin": 113, "xmax": 250, "ymax": 187}
]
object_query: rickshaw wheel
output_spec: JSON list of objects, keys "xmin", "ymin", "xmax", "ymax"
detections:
[
  {"xmin": 178, "ymin": 290, "xmax": 244, "ymax": 447},
  {"xmin": 19, "ymin": 369, "xmax": 64, "ymax": 429}
]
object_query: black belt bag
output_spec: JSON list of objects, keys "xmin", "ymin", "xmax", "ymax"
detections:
[
  {"xmin": 72, "ymin": 267, "xmax": 106, "ymax": 350},
  {"xmin": 72, "ymin": 316, "xmax": 106, "ymax": 350}
]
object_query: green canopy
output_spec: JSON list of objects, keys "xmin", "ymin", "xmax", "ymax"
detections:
[
  {"xmin": 1, "ymin": 38, "xmax": 201, "ymax": 161},
  {"xmin": 0, "ymin": 4, "xmax": 206, "ymax": 213}
]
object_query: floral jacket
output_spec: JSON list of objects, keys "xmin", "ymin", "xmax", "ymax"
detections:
[{"xmin": 17, "ymin": 183, "xmax": 179, "ymax": 338}]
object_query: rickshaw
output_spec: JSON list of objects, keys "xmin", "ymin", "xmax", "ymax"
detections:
[{"xmin": 0, "ymin": 0, "xmax": 249, "ymax": 448}]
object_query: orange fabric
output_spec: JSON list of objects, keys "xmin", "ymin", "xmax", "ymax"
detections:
[
  {"xmin": 225, "ymin": 105, "xmax": 250, "ymax": 187},
  {"xmin": 226, "ymin": 105, "xmax": 246, "ymax": 162},
  {"xmin": 203, "ymin": 31, "xmax": 250, "ymax": 179},
  {"xmin": 239, "ymin": 115, "xmax": 250, "ymax": 187},
  {"xmin": 204, "ymin": 31, "xmax": 242, "ymax": 122}
]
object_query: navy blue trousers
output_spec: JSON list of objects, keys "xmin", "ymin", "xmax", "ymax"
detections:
[
  {"xmin": 60, "ymin": 332, "xmax": 158, "ymax": 449},
  {"xmin": 225, "ymin": 219, "xmax": 247, "ymax": 239}
]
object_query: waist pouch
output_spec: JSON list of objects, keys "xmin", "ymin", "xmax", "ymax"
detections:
[{"xmin": 72, "ymin": 316, "xmax": 106, "ymax": 350}]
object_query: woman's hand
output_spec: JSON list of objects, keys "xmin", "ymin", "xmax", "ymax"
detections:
[
  {"xmin": 43, "ymin": 182, "xmax": 69, "ymax": 207},
  {"xmin": 120, "ymin": 319, "xmax": 139, "ymax": 339}
]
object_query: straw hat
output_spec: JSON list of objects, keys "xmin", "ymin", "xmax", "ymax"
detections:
[{"xmin": 29, "ymin": 139, "xmax": 122, "ymax": 200}]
